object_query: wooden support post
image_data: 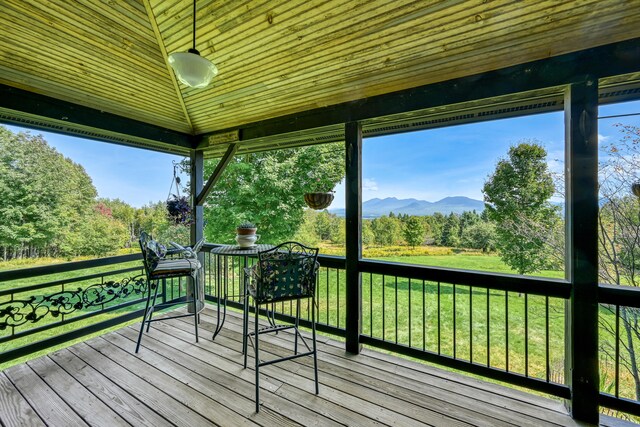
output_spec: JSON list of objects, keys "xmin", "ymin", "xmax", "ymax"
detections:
[
  {"xmin": 345, "ymin": 121, "xmax": 362, "ymax": 354},
  {"xmin": 190, "ymin": 149, "xmax": 204, "ymax": 313},
  {"xmin": 196, "ymin": 143, "xmax": 237, "ymax": 206},
  {"xmin": 564, "ymin": 76, "xmax": 599, "ymax": 423}
]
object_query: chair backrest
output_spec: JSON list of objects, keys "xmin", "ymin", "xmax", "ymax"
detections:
[
  {"xmin": 254, "ymin": 242, "xmax": 319, "ymax": 304},
  {"xmin": 138, "ymin": 232, "xmax": 166, "ymax": 277}
]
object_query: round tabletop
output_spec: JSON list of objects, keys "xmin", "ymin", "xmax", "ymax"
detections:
[{"xmin": 209, "ymin": 244, "xmax": 274, "ymax": 256}]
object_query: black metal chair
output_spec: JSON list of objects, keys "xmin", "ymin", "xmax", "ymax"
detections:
[
  {"xmin": 242, "ymin": 241, "xmax": 320, "ymax": 412},
  {"xmin": 135, "ymin": 232, "xmax": 203, "ymax": 353}
]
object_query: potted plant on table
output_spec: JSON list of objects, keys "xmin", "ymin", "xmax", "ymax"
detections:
[
  {"xmin": 236, "ymin": 222, "xmax": 257, "ymax": 235},
  {"xmin": 236, "ymin": 222, "xmax": 259, "ymax": 248}
]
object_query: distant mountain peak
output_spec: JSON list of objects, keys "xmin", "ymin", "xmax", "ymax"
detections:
[{"xmin": 329, "ymin": 195, "xmax": 485, "ymax": 218}]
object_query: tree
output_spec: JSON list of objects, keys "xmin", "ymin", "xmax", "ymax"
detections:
[
  {"xmin": 441, "ymin": 213, "xmax": 461, "ymax": 247},
  {"xmin": 202, "ymin": 143, "xmax": 344, "ymax": 244},
  {"xmin": 598, "ymin": 124, "xmax": 640, "ymax": 399},
  {"xmin": 461, "ymin": 221, "xmax": 497, "ymax": 252},
  {"xmin": 403, "ymin": 216, "xmax": 425, "ymax": 247},
  {"xmin": 371, "ymin": 215, "xmax": 402, "ymax": 246},
  {"xmin": 426, "ymin": 212, "xmax": 446, "ymax": 245},
  {"xmin": 0, "ymin": 127, "xmax": 97, "ymax": 258},
  {"xmin": 482, "ymin": 141, "xmax": 561, "ymax": 274},
  {"xmin": 459, "ymin": 210, "xmax": 481, "ymax": 240}
]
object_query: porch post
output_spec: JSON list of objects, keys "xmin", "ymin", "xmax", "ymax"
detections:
[
  {"xmin": 345, "ymin": 121, "xmax": 362, "ymax": 354},
  {"xmin": 190, "ymin": 149, "xmax": 204, "ymax": 246},
  {"xmin": 564, "ymin": 76, "xmax": 599, "ymax": 423},
  {"xmin": 190, "ymin": 148, "xmax": 204, "ymax": 313}
]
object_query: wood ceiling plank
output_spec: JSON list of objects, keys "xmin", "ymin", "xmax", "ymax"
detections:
[
  {"xmin": 185, "ymin": 1, "xmax": 635, "ymax": 130},
  {"xmin": 0, "ymin": 71, "xmax": 192, "ymax": 134},
  {"xmin": 142, "ymin": 0, "xmax": 193, "ymax": 133},
  {"xmin": 188, "ymin": 0, "xmax": 580, "ymax": 107},
  {"xmin": 8, "ymin": 0, "xmax": 162, "ymax": 60},
  {"xmin": 0, "ymin": 19, "xmax": 178, "ymax": 100},
  {"xmin": 192, "ymin": 17, "xmax": 639, "ymax": 132}
]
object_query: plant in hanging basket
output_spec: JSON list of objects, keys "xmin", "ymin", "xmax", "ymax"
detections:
[
  {"xmin": 236, "ymin": 221, "xmax": 257, "ymax": 235},
  {"xmin": 167, "ymin": 194, "xmax": 192, "ymax": 225},
  {"xmin": 304, "ymin": 191, "xmax": 335, "ymax": 210}
]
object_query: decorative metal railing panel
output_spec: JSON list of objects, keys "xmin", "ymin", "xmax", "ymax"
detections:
[
  {"xmin": 0, "ymin": 275, "xmax": 146, "ymax": 335},
  {"xmin": 0, "ymin": 255, "xmax": 150, "ymax": 364}
]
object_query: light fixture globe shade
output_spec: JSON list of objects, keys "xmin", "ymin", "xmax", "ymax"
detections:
[{"xmin": 168, "ymin": 49, "xmax": 218, "ymax": 88}]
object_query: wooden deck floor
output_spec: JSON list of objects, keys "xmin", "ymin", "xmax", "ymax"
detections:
[{"xmin": 0, "ymin": 307, "xmax": 626, "ymax": 426}]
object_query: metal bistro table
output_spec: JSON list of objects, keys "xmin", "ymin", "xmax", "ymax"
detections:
[{"xmin": 209, "ymin": 244, "xmax": 274, "ymax": 340}]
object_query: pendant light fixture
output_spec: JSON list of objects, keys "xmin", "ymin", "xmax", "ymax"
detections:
[{"xmin": 168, "ymin": 0, "xmax": 218, "ymax": 88}]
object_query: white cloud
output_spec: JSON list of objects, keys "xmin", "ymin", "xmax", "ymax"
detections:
[
  {"xmin": 598, "ymin": 134, "xmax": 610, "ymax": 144},
  {"xmin": 362, "ymin": 178, "xmax": 378, "ymax": 191}
]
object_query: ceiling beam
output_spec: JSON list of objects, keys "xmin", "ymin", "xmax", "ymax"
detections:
[
  {"xmin": 0, "ymin": 84, "xmax": 192, "ymax": 149},
  {"xmin": 203, "ymin": 38, "xmax": 640, "ymax": 143},
  {"xmin": 196, "ymin": 143, "xmax": 237, "ymax": 206}
]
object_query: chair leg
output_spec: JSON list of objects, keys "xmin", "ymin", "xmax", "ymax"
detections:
[
  {"xmin": 243, "ymin": 293, "xmax": 249, "ymax": 368},
  {"xmin": 255, "ymin": 302, "xmax": 260, "ymax": 412},
  {"xmin": 312, "ymin": 296, "xmax": 319, "ymax": 394},
  {"xmin": 136, "ymin": 280, "xmax": 154, "ymax": 353},
  {"xmin": 193, "ymin": 277, "xmax": 199, "ymax": 343},
  {"xmin": 145, "ymin": 281, "xmax": 160, "ymax": 333},
  {"xmin": 294, "ymin": 300, "xmax": 300, "ymax": 354}
]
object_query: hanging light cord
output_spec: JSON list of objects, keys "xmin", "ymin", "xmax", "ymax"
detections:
[{"xmin": 192, "ymin": 0, "xmax": 196, "ymax": 51}]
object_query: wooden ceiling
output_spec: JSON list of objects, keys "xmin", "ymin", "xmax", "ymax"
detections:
[{"xmin": 1, "ymin": 0, "xmax": 640, "ymax": 153}]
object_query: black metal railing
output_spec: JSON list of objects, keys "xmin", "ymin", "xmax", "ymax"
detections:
[
  {"xmin": 358, "ymin": 259, "xmax": 571, "ymax": 398},
  {"xmin": 3, "ymin": 245, "xmax": 639, "ymax": 418},
  {"xmin": 597, "ymin": 285, "xmax": 640, "ymax": 417},
  {"xmin": 0, "ymin": 253, "xmax": 187, "ymax": 365},
  {"xmin": 202, "ymin": 245, "xmax": 572, "ymax": 399}
]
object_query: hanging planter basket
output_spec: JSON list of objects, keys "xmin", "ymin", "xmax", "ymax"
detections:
[
  {"xmin": 167, "ymin": 195, "xmax": 193, "ymax": 225},
  {"xmin": 304, "ymin": 192, "xmax": 334, "ymax": 210}
]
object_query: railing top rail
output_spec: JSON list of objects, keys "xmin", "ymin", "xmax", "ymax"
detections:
[
  {"xmin": 359, "ymin": 259, "xmax": 571, "ymax": 298},
  {"xmin": 0, "ymin": 253, "xmax": 142, "ymax": 282},
  {"xmin": 598, "ymin": 284, "xmax": 640, "ymax": 307}
]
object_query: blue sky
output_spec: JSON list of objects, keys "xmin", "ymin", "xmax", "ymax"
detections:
[{"xmin": 4, "ymin": 100, "xmax": 640, "ymax": 210}]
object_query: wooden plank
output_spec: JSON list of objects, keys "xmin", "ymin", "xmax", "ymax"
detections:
[
  {"xmin": 79, "ymin": 337, "xmax": 261, "ymax": 426},
  {"xmin": 0, "ymin": 84, "xmax": 192, "ymax": 150},
  {"xmin": 169, "ymin": 312, "xmax": 489, "ymax": 427},
  {"xmin": 197, "ymin": 308, "xmax": 577, "ymax": 426},
  {"xmin": 4, "ymin": 363, "xmax": 88, "ymax": 427},
  {"xmin": 109, "ymin": 328, "xmax": 309, "ymax": 427},
  {"xmin": 144, "ymin": 319, "xmax": 417, "ymax": 426},
  {"xmin": 0, "ymin": 371, "xmax": 45, "ymax": 427},
  {"xmin": 67, "ymin": 342, "xmax": 217, "ymax": 426},
  {"xmin": 48, "ymin": 348, "xmax": 172, "ymax": 427},
  {"xmin": 27, "ymin": 356, "xmax": 129, "ymax": 427},
  {"xmin": 122, "ymin": 322, "xmax": 383, "ymax": 426}
]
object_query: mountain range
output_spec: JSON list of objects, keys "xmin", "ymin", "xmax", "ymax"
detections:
[{"xmin": 330, "ymin": 196, "xmax": 486, "ymax": 218}]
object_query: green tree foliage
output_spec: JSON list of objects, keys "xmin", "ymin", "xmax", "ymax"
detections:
[
  {"xmin": 403, "ymin": 216, "xmax": 426, "ymax": 247},
  {"xmin": 0, "ymin": 127, "xmax": 97, "ymax": 258},
  {"xmin": 371, "ymin": 215, "xmax": 403, "ymax": 246},
  {"xmin": 426, "ymin": 212, "xmax": 446, "ymax": 245},
  {"xmin": 482, "ymin": 141, "xmax": 561, "ymax": 274},
  {"xmin": 99, "ymin": 198, "xmax": 137, "ymax": 247},
  {"xmin": 362, "ymin": 220, "xmax": 375, "ymax": 246},
  {"xmin": 459, "ymin": 210, "xmax": 481, "ymax": 240},
  {"xmin": 461, "ymin": 221, "xmax": 497, "ymax": 252},
  {"xmin": 202, "ymin": 144, "xmax": 344, "ymax": 244},
  {"xmin": 441, "ymin": 213, "xmax": 461, "ymax": 247}
]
